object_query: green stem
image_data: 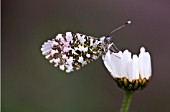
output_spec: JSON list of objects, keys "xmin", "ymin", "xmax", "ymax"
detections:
[{"xmin": 120, "ymin": 91, "xmax": 133, "ymax": 112}]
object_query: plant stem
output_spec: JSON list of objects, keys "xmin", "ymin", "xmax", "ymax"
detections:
[{"xmin": 120, "ymin": 91, "xmax": 133, "ymax": 112}]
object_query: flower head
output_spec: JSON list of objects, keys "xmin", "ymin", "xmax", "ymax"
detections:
[{"xmin": 102, "ymin": 47, "xmax": 152, "ymax": 91}]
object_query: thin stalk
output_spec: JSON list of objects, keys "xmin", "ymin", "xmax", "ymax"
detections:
[{"xmin": 120, "ymin": 91, "xmax": 133, "ymax": 112}]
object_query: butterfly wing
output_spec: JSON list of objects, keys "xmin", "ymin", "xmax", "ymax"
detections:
[{"xmin": 41, "ymin": 32, "xmax": 105, "ymax": 73}]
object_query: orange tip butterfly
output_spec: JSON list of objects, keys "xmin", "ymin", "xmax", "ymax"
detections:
[{"xmin": 41, "ymin": 21, "xmax": 131, "ymax": 73}]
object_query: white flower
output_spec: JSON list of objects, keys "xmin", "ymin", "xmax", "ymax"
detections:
[{"xmin": 102, "ymin": 47, "xmax": 152, "ymax": 90}]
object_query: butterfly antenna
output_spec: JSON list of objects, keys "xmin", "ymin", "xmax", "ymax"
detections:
[{"xmin": 109, "ymin": 21, "xmax": 132, "ymax": 36}]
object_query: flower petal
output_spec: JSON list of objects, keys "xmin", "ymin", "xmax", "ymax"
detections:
[
  {"xmin": 102, "ymin": 50, "xmax": 122, "ymax": 78},
  {"xmin": 121, "ymin": 50, "xmax": 131, "ymax": 78},
  {"xmin": 144, "ymin": 52, "xmax": 152, "ymax": 79},
  {"xmin": 131, "ymin": 55, "xmax": 139, "ymax": 81},
  {"xmin": 139, "ymin": 47, "xmax": 152, "ymax": 79}
]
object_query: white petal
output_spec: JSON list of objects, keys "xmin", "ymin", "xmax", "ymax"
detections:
[
  {"xmin": 143, "ymin": 52, "xmax": 152, "ymax": 79},
  {"xmin": 139, "ymin": 50, "xmax": 145, "ymax": 79},
  {"xmin": 146, "ymin": 52, "xmax": 152, "ymax": 78},
  {"xmin": 102, "ymin": 50, "xmax": 122, "ymax": 78},
  {"xmin": 139, "ymin": 48, "xmax": 151, "ymax": 79},
  {"xmin": 131, "ymin": 55, "xmax": 139, "ymax": 81},
  {"xmin": 121, "ymin": 50, "xmax": 131, "ymax": 78},
  {"xmin": 140, "ymin": 47, "xmax": 145, "ymax": 53}
]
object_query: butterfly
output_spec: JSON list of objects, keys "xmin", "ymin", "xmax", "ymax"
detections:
[
  {"xmin": 41, "ymin": 32, "xmax": 119, "ymax": 73},
  {"xmin": 40, "ymin": 21, "xmax": 131, "ymax": 73}
]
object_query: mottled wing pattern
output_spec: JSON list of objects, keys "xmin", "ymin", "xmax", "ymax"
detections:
[{"xmin": 41, "ymin": 32, "xmax": 106, "ymax": 73}]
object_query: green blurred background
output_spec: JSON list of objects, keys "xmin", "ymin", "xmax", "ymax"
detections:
[{"xmin": 2, "ymin": 0, "xmax": 170, "ymax": 112}]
